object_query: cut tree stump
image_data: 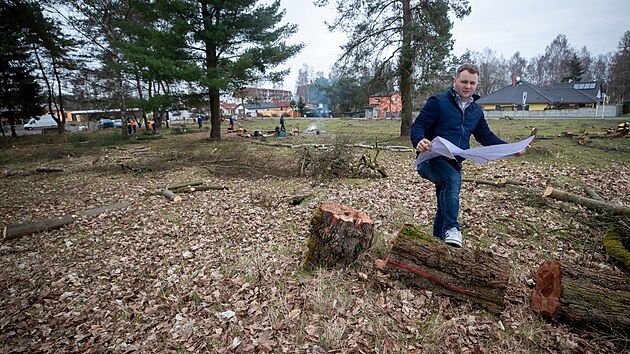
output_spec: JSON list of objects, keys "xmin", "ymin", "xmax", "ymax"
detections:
[
  {"xmin": 382, "ymin": 225, "xmax": 511, "ymax": 313},
  {"xmin": 544, "ymin": 186, "xmax": 630, "ymax": 216},
  {"xmin": 531, "ymin": 260, "xmax": 630, "ymax": 335},
  {"xmin": 304, "ymin": 201, "xmax": 374, "ymax": 270},
  {"xmin": 3, "ymin": 203, "xmax": 130, "ymax": 240}
]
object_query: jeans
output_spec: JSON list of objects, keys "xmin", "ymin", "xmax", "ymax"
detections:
[{"xmin": 417, "ymin": 157, "xmax": 462, "ymax": 240}]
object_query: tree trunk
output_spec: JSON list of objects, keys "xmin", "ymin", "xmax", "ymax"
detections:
[
  {"xmin": 398, "ymin": 0, "xmax": 413, "ymax": 137},
  {"xmin": 383, "ymin": 225, "xmax": 511, "ymax": 313},
  {"xmin": 304, "ymin": 201, "xmax": 374, "ymax": 270},
  {"xmin": 531, "ymin": 260, "xmax": 630, "ymax": 335},
  {"xmin": 3, "ymin": 203, "xmax": 130, "ymax": 240},
  {"xmin": 543, "ymin": 186, "xmax": 630, "ymax": 216}
]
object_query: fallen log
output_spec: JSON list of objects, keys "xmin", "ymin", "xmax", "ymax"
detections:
[
  {"xmin": 603, "ymin": 227, "xmax": 630, "ymax": 272},
  {"xmin": 382, "ymin": 225, "xmax": 511, "ymax": 313},
  {"xmin": 462, "ymin": 178, "xmax": 506, "ymax": 187},
  {"xmin": 304, "ymin": 201, "xmax": 374, "ymax": 270},
  {"xmin": 543, "ymin": 186, "xmax": 630, "ymax": 216},
  {"xmin": 3, "ymin": 203, "xmax": 130, "ymax": 240},
  {"xmin": 159, "ymin": 189, "xmax": 182, "ymax": 202},
  {"xmin": 166, "ymin": 181, "xmax": 204, "ymax": 190},
  {"xmin": 35, "ymin": 167, "xmax": 64, "ymax": 173},
  {"xmin": 531, "ymin": 260, "xmax": 630, "ymax": 335},
  {"xmin": 583, "ymin": 185, "xmax": 604, "ymax": 201},
  {"xmin": 169, "ymin": 185, "xmax": 228, "ymax": 193}
]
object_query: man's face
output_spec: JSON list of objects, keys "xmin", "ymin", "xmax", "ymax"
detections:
[{"xmin": 453, "ymin": 70, "xmax": 478, "ymax": 100}]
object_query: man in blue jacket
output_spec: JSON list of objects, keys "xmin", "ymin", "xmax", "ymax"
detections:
[{"xmin": 410, "ymin": 64, "xmax": 508, "ymax": 248}]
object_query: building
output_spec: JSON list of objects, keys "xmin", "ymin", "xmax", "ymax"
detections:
[
  {"xmin": 477, "ymin": 80, "xmax": 601, "ymax": 111},
  {"xmin": 233, "ymin": 87, "xmax": 293, "ymax": 103},
  {"xmin": 366, "ymin": 92, "xmax": 402, "ymax": 118}
]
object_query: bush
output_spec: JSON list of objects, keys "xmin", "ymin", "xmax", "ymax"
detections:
[{"xmin": 297, "ymin": 136, "xmax": 356, "ymax": 178}]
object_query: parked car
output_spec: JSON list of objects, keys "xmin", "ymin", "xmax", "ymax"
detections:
[
  {"xmin": 98, "ymin": 119, "xmax": 115, "ymax": 129},
  {"xmin": 112, "ymin": 119, "xmax": 123, "ymax": 128}
]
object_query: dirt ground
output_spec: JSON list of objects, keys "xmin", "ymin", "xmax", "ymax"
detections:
[{"xmin": 1, "ymin": 131, "xmax": 629, "ymax": 353}]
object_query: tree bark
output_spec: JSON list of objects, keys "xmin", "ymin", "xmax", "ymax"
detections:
[
  {"xmin": 544, "ymin": 186, "xmax": 630, "ymax": 216},
  {"xmin": 531, "ymin": 260, "xmax": 630, "ymax": 335},
  {"xmin": 3, "ymin": 203, "xmax": 130, "ymax": 240},
  {"xmin": 383, "ymin": 225, "xmax": 511, "ymax": 313},
  {"xmin": 304, "ymin": 201, "xmax": 374, "ymax": 270},
  {"xmin": 398, "ymin": 0, "xmax": 413, "ymax": 137}
]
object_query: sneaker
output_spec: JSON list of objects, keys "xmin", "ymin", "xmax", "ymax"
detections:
[{"xmin": 445, "ymin": 227, "xmax": 463, "ymax": 248}]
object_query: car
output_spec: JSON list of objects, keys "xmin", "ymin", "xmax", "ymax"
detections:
[
  {"xmin": 112, "ymin": 119, "xmax": 123, "ymax": 128},
  {"xmin": 98, "ymin": 119, "xmax": 115, "ymax": 129}
]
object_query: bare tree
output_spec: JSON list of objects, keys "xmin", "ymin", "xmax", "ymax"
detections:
[
  {"xmin": 469, "ymin": 48, "xmax": 507, "ymax": 96},
  {"xmin": 507, "ymin": 51, "xmax": 527, "ymax": 82},
  {"xmin": 608, "ymin": 31, "xmax": 630, "ymax": 103}
]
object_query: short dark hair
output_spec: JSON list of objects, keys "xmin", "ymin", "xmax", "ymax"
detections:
[{"xmin": 456, "ymin": 64, "xmax": 480, "ymax": 77}]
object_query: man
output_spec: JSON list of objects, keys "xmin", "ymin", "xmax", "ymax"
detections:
[
  {"xmin": 410, "ymin": 64, "xmax": 511, "ymax": 248},
  {"xmin": 279, "ymin": 116, "xmax": 286, "ymax": 132}
]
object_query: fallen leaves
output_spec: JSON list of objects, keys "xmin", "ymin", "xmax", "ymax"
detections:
[{"xmin": 0, "ymin": 138, "xmax": 628, "ymax": 353}]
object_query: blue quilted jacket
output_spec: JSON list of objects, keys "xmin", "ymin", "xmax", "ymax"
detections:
[{"xmin": 410, "ymin": 88, "xmax": 506, "ymax": 161}]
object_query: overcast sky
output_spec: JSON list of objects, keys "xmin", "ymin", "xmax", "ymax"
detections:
[{"xmin": 274, "ymin": 0, "xmax": 628, "ymax": 93}]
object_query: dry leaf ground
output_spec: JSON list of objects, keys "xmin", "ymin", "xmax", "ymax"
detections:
[{"xmin": 1, "ymin": 121, "xmax": 629, "ymax": 353}]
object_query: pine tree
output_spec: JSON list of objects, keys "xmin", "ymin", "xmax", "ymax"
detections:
[{"xmin": 315, "ymin": 0, "xmax": 471, "ymax": 136}]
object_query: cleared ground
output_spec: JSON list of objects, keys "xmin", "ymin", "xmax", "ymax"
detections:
[{"xmin": 1, "ymin": 118, "xmax": 628, "ymax": 353}]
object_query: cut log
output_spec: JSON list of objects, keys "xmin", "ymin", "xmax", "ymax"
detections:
[
  {"xmin": 304, "ymin": 201, "xmax": 374, "ymax": 270},
  {"xmin": 531, "ymin": 260, "xmax": 630, "ymax": 335},
  {"xmin": 543, "ymin": 186, "xmax": 630, "ymax": 216},
  {"xmin": 169, "ymin": 185, "xmax": 228, "ymax": 193},
  {"xmin": 35, "ymin": 167, "xmax": 64, "ymax": 173},
  {"xmin": 3, "ymin": 203, "xmax": 130, "ymax": 240},
  {"xmin": 159, "ymin": 189, "xmax": 182, "ymax": 202},
  {"xmin": 583, "ymin": 186, "xmax": 604, "ymax": 201},
  {"xmin": 603, "ymin": 227, "xmax": 630, "ymax": 272},
  {"xmin": 383, "ymin": 225, "xmax": 511, "ymax": 313},
  {"xmin": 166, "ymin": 181, "xmax": 204, "ymax": 190},
  {"xmin": 462, "ymin": 178, "xmax": 506, "ymax": 187}
]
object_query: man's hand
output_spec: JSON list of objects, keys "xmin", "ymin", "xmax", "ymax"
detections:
[
  {"xmin": 515, "ymin": 145, "xmax": 530, "ymax": 156},
  {"xmin": 416, "ymin": 138, "xmax": 432, "ymax": 153}
]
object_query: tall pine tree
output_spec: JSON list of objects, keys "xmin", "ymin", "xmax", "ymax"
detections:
[{"xmin": 315, "ymin": 0, "xmax": 471, "ymax": 136}]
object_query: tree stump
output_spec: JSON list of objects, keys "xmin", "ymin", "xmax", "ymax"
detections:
[
  {"xmin": 304, "ymin": 201, "xmax": 374, "ymax": 270},
  {"xmin": 382, "ymin": 225, "xmax": 511, "ymax": 313},
  {"xmin": 531, "ymin": 260, "xmax": 630, "ymax": 335}
]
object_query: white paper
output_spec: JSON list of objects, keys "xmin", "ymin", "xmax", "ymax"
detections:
[{"xmin": 415, "ymin": 135, "xmax": 535, "ymax": 166}]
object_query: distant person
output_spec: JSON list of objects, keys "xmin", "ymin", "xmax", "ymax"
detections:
[
  {"xmin": 127, "ymin": 119, "xmax": 132, "ymax": 134},
  {"xmin": 197, "ymin": 116, "xmax": 203, "ymax": 129},
  {"xmin": 410, "ymin": 64, "xmax": 525, "ymax": 248},
  {"xmin": 131, "ymin": 120, "xmax": 137, "ymax": 134},
  {"xmin": 280, "ymin": 116, "xmax": 286, "ymax": 132},
  {"xmin": 229, "ymin": 116, "xmax": 234, "ymax": 131}
]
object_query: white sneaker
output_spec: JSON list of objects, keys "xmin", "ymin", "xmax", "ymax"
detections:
[{"xmin": 445, "ymin": 227, "xmax": 463, "ymax": 248}]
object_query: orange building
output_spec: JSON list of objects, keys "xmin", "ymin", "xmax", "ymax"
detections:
[{"xmin": 368, "ymin": 92, "xmax": 402, "ymax": 118}]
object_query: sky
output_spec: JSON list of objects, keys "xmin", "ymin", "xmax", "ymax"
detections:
[{"xmin": 274, "ymin": 0, "xmax": 628, "ymax": 93}]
